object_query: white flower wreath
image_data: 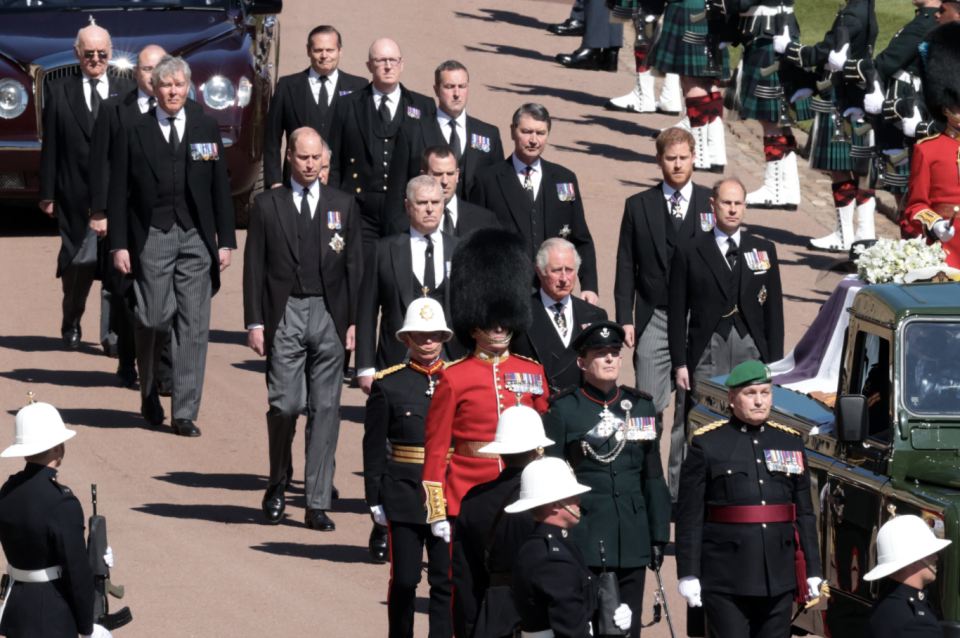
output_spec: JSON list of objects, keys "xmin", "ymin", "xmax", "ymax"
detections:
[{"xmin": 854, "ymin": 237, "xmax": 947, "ymax": 285}]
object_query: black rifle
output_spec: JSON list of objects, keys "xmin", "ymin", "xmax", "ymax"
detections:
[
  {"xmin": 690, "ymin": 0, "xmax": 724, "ymax": 77},
  {"xmin": 88, "ymin": 485, "xmax": 133, "ymax": 631},
  {"xmin": 596, "ymin": 541, "xmax": 627, "ymax": 637}
]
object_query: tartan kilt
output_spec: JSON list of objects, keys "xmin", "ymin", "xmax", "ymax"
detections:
[
  {"xmin": 648, "ymin": 0, "xmax": 731, "ymax": 79},
  {"xmin": 738, "ymin": 38, "xmax": 813, "ymax": 123},
  {"xmin": 808, "ymin": 107, "xmax": 870, "ymax": 173}
]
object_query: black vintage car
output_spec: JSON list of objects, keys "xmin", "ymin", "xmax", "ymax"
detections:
[{"xmin": 0, "ymin": 0, "xmax": 281, "ymax": 224}]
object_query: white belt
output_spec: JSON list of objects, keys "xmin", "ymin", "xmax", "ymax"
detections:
[
  {"xmin": 7, "ymin": 565, "xmax": 62, "ymax": 582},
  {"xmin": 741, "ymin": 5, "xmax": 793, "ymax": 16},
  {"xmin": 522, "ymin": 631, "xmax": 555, "ymax": 638}
]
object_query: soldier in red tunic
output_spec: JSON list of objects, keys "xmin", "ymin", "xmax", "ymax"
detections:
[
  {"xmin": 422, "ymin": 229, "xmax": 549, "ymax": 544},
  {"xmin": 903, "ymin": 22, "xmax": 960, "ymax": 265}
]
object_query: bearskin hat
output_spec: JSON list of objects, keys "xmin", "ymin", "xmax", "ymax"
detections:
[
  {"xmin": 923, "ymin": 22, "xmax": 960, "ymax": 124},
  {"xmin": 449, "ymin": 228, "xmax": 533, "ymax": 349}
]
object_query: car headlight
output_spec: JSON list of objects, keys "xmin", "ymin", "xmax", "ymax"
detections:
[
  {"xmin": 0, "ymin": 79, "xmax": 28, "ymax": 119},
  {"xmin": 201, "ymin": 76, "xmax": 235, "ymax": 110},
  {"xmin": 237, "ymin": 77, "xmax": 251, "ymax": 108}
]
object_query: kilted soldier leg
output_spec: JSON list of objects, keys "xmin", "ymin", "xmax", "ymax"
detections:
[
  {"xmin": 854, "ymin": 178, "xmax": 876, "ymax": 242},
  {"xmin": 747, "ymin": 134, "xmax": 801, "ymax": 211},
  {"xmin": 685, "ymin": 90, "xmax": 724, "ymax": 172},
  {"xmin": 387, "ymin": 521, "xmax": 453, "ymax": 638},
  {"xmin": 606, "ymin": 12, "xmax": 682, "ymax": 114}
]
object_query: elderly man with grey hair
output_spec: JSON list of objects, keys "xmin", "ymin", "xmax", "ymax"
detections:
[
  {"xmin": 108, "ymin": 55, "xmax": 236, "ymax": 438},
  {"xmin": 512, "ymin": 237, "xmax": 608, "ymax": 395}
]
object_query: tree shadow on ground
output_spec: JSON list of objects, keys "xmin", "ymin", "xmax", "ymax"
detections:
[
  {"xmin": 0, "ymin": 368, "xmax": 119, "ymax": 389},
  {"xmin": 486, "ymin": 83, "xmax": 606, "ymax": 107},
  {"xmin": 134, "ymin": 503, "xmax": 303, "ymax": 528},
  {"xmin": 251, "ymin": 542, "xmax": 372, "ymax": 564},
  {"xmin": 552, "ymin": 114, "xmax": 660, "ymax": 138},
  {"xmin": 464, "ymin": 44, "xmax": 554, "ymax": 63},
  {"xmin": 57, "ymin": 407, "xmax": 158, "ymax": 432},
  {"xmin": 0, "ymin": 335, "xmax": 101, "ymax": 356},
  {"xmin": 552, "ymin": 141, "xmax": 654, "ymax": 164},
  {"xmin": 454, "ymin": 8, "xmax": 550, "ymax": 30}
]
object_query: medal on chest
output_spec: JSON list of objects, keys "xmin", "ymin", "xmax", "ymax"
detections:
[
  {"xmin": 503, "ymin": 372, "xmax": 544, "ymax": 403},
  {"xmin": 764, "ymin": 449, "xmax": 804, "ymax": 475}
]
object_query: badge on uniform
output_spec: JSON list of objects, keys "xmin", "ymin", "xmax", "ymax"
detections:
[
  {"xmin": 764, "ymin": 450, "xmax": 804, "ymax": 475},
  {"xmin": 744, "ymin": 249, "xmax": 771, "ymax": 272},
  {"xmin": 329, "ymin": 232, "xmax": 345, "ymax": 254},
  {"xmin": 700, "ymin": 213, "xmax": 715, "ymax": 232},
  {"xmin": 559, "ymin": 224, "xmax": 572, "ymax": 238},
  {"xmin": 189, "ymin": 143, "xmax": 219, "ymax": 161},
  {"xmin": 406, "ymin": 106, "xmax": 421, "ymax": 119},
  {"xmin": 758, "ymin": 285, "xmax": 768, "ymax": 306},
  {"xmin": 326, "ymin": 211, "xmax": 341, "ymax": 230},
  {"xmin": 556, "ymin": 183, "xmax": 576, "ymax": 202},
  {"xmin": 470, "ymin": 133, "xmax": 491, "ymax": 152},
  {"xmin": 580, "ymin": 323, "xmax": 592, "ymax": 330},
  {"xmin": 503, "ymin": 372, "xmax": 544, "ymax": 396},
  {"xmin": 338, "ymin": 90, "xmax": 353, "ymax": 96},
  {"xmin": 625, "ymin": 417, "xmax": 657, "ymax": 441}
]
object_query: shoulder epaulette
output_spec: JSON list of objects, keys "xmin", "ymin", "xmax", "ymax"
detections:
[
  {"xmin": 916, "ymin": 133, "xmax": 940, "ymax": 145},
  {"xmin": 768, "ymin": 421, "xmax": 802, "ymax": 436},
  {"xmin": 443, "ymin": 355, "xmax": 468, "ymax": 369},
  {"xmin": 512, "ymin": 352, "xmax": 541, "ymax": 365},
  {"xmin": 50, "ymin": 476, "xmax": 71, "ymax": 495},
  {"xmin": 693, "ymin": 420, "xmax": 728, "ymax": 436},
  {"xmin": 547, "ymin": 386, "xmax": 577, "ymax": 404},
  {"xmin": 621, "ymin": 385, "xmax": 652, "ymax": 400},
  {"xmin": 374, "ymin": 363, "xmax": 406, "ymax": 380}
]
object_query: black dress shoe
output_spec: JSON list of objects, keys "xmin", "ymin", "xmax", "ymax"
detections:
[
  {"xmin": 601, "ymin": 47, "xmax": 620, "ymax": 72},
  {"xmin": 140, "ymin": 391, "xmax": 165, "ymax": 425},
  {"xmin": 369, "ymin": 523, "xmax": 389, "ymax": 563},
  {"xmin": 156, "ymin": 377, "xmax": 174, "ymax": 397},
  {"xmin": 116, "ymin": 366, "xmax": 138, "ymax": 389},
  {"xmin": 305, "ymin": 509, "xmax": 336, "ymax": 531},
  {"xmin": 547, "ymin": 18, "xmax": 585, "ymax": 36},
  {"xmin": 556, "ymin": 47, "xmax": 602, "ymax": 70},
  {"xmin": 262, "ymin": 484, "xmax": 285, "ymax": 525},
  {"xmin": 171, "ymin": 419, "xmax": 201, "ymax": 437},
  {"xmin": 331, "ymin": 485, "xmax": 340, "ymax": 500},
  {"xmin": 62, "ymin": 328, "xmax": 81, "ymax": 349}
]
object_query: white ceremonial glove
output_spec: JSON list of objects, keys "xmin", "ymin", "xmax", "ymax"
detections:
[
  {"xmin": 791, "ymin": 88, "xmax": 813, "ymax": 104},
  {"xmin": 613, "ymin": 603, "xmax": 633, "ymax": 631},
  {"xmin": 370, "ymin": 505, "xmax": 387, "ymax": 526},
  {"xmin": 103, "ymin": 546, "xmax": 114, "ymax": 569},
  {"xmin": 827, "ymin": 43, "xmax": 849, "ymax": 72},
  {"xmin": 864, "ymin": 81, "xmax": 884, "ymax": 114},
  {"xmin": 903, "ymin": 106, "xmax": 923, "ymax": 138},
  {"xmin": 431, "ymin": 520, "xmax": 451, "ymax": 543},
  {"xmin": 843, "ymin": 107, "xmax": 864, "ymax": 122},
  {"xmin": 773, "ymin": 25, "xmax": 791, "ymax": 54},
  {"xmin": 678, "ymin": 576, "xmax": 703, "ymax": 608},
  {"xmin": 83, "ymin": 625, "xmax": 113, "ymax": 638},
  {"xmin": 645, "ymin": 13, "xmax": 659, "ymax": 22},
  {"xmin": 934, "ymin": 219, "xmax": 956, "ymax": 243},
  {"xmin": 807, "ymin": 577, "xmax": 824, "ymax": 601}
]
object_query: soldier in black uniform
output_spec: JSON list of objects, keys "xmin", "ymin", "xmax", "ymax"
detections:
[
  {"xmin": 508, "ymin": 456, "xmax": 633, "ymax": 637},
  {"xmin": 362, "ymin": 297, "xmax": 454, "ymax": 638},
  {"xmin": 0, "ymin": 397, "xmax": 112, "ymax": 638},
  {"xmin": 451, "ymin": 405, "xmax": 553, "ymax": 638},
  {"xmin": 675, "ymin": 361, "xmax": 822, "ymax": 637},
  {"xmin": 543, "ymin": 320, "xmax": 671, "ymax": 638},
  {"xmin": 862, "ymin": 514, "xmax": 952, "ymax": 638}
]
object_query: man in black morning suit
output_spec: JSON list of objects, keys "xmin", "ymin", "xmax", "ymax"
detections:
[
  {"xmin": 264, "ymin": 25, "xmax": 366, "ymax": 189},
  {"xmin": 108, "ymin": 56, "xmax": 236, "ymax": 438},
  {"xmin": 356, "ymin": 176, "xmax": 460, "ymax": 396},
  {"xmin": 469, "ymin": 103, "xmax": 599, "ymax": 304},
  {"xmin": 669, "ymin": 178, "xmax": 785, "ymax": 405},
  {"xmin": 39, "ymin": 24, "xmax": 133, "ymax": 350},
  {"xmin": 512, "ymin": 238, "xmax": 607, "ymax": 396},
  {"xmin": 244, "ymin": 127, "xmax": 363, "ymax": 531},
  {"xmin": 327, "ymin": 38, "xmax": 435, "ymax": 247}
]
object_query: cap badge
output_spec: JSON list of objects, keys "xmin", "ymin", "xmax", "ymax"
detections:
[
  {"xmin": 599, "ymin": 327, "xmax": 610, "ymax": 338},
  {"xmin": 420, "ymin": 305, "xmax": 435, "ymax": 320}
]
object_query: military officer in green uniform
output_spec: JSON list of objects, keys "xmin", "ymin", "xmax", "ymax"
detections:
[{"xmin": 542, "ymin": 320, "xmax": 672, "ymax": 638}]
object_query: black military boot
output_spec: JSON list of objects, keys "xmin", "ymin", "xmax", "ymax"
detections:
[
  {"xmin": 601, "ymin": 47, "xmax": 621, "ymax": 72},
  {"xmin": 368, "ymin": 523, "xmax": 389, "ymax": 563},
  {"xmin": 556, "ymin": 47, "xmax": 602, "ymax": 70}
]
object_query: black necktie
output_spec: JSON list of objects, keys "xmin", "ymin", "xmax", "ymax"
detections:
[
  {"xmin": 442, "ymin": 206, "xmax": 456, "ymax": 236},
  {"xmin": 167, "ymin": 116, "xmax": 179, "ymax": 154},
  {"xmin": 300, "ymin": 186, "xmax": 311, "ymax": 220},
  {"xmin": 523, "ymin": 166, "xmax": 535, "ymax": 203},
  {"xmin": 378, "ymin": 95, "xmax": 392, "ymax": 126},
  {"xmin": 317, "ymin": 75, "xmax": 329, "ymax": 116},
  {"xmin": 423, "ymin": 236, "xmax": 436, "ymax": 293},
  {"xmin": 149, "ymin": 96, "xmax": 157, "ymax": 110},
  {"xmin": 449, "ymin": 120, "xmax": 462, "ymax": 162},
  {"xmin": 89, "ymin": 77, "xmax": 102, "ymax": 116},
  {"xmin": 726, "ymin": 237, "xmax": 739, "ymax": 269}
]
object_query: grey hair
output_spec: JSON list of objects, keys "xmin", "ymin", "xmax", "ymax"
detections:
[
  {"xmin": 511, "ymin": 103, "xmax": 551, "ymax": 131},
  {"xmin": 151, "ymin": 55, "xmax": 192, "ymax": 89},
  {"xmin": 711, "ymin": 177, "xmax": 747, "ymax": 201},
  {"xmin": 405, "ymin": 175, "xmax": 442, "ymax": 201},
  {"xmin": 75, "ymin": 24, "xmax": 113, "ymax": 49},
  {"xmin": 536, "ymin": 238, "xmax": 581, "ymax": 275}
]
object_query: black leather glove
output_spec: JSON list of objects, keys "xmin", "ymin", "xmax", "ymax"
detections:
[{"xmin": 649, "ymin": 542, "xmax": 666, "ymax": 571}]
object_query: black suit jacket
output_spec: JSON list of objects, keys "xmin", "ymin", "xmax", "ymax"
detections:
[
  {"xmin": 512, "ymin": 293, "xmax": 608, "ymax": 395},
  {"xmin": 469, "ymin": 157, "xmax": 598, "ymax": 293},
  {"xmin": 263, "ymin": 68, "xmax": 367, "ymax": 187},
  {"xmin": 106, "ymin": 108, "xmax": 236, "ymax": 292},
  {"xmin": 243, "ymin": 184, "xmax": 363, "ymax": 354},
  {"xmin": 355, "ymin": 231, "xmax": 460, "ymax": 372},
  {"xmin": 613, "ymin": 182, "xmax": 713, "ymax": 333},
  {"xmin": 387, "ymin": 197, "xmax": 499, "ymax": 238},
  {"xmin": 40, "ymin": 73, "xmax": 134, "ymax": 275},
  {"xmin": 667, "ymin": 232, "xmax": 784, "ymax": 371}
]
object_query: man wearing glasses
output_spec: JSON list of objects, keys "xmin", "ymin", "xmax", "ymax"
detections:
[
  {"xmin": 39, "ymin": 23, "xmax": 134, "ymax": 351},
  {"xmin": 327, "ymin": 38, "xmax": 435, "ymax": 252}
]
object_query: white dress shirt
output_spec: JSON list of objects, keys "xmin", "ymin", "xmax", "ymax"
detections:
[
  {"xmin": 437, "ymin": 109, "xmax": 468, "ymax": 156},
  {"xmin": 444, "ymin": 195, "xmax": 459, "ymax": 228},
  {"xmin": 410, "ymin": 227, "xmax": 445, "ymax": 288},
  {"xmin": 83, "ymin": 75, "xmax": 109, "ymax": 111},
  {"xmin": 713, "ymin": 226, "xmax": 742, "ymax": 269},
  {"xmin": 511, "ymin": 154, "xmax": 543, "ymax": 200},
  {"xmin": 156, "ymin": 106, "xmax": 186, "ymax": 143},
  {"xmin": 372, "ymin": 85, "xmax": 401, "ymax": 120},
  {"xmin": 309, "ymin": 67, "xmax": 338, "ymax": 106},
  {"xmin": 540, "ymin": 288, "xmax": 573, "ymax": 347},
  {"xmin": 662, "ymin": 180, "xmax": 694, "ymax": 220},
  {"xmin": 136, "ymin": 88, "xmax": 156, "ymax": 114},
  {"xmin": 291, "ymin": 177, "xmax": 321, "ymax": 219}
]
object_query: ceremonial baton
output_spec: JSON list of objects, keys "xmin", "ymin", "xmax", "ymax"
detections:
[{"xmin": 655, "ymin": 567, "xmax": 677, "ymax": 638}]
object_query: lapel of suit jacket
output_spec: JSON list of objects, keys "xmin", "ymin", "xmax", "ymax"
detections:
[
  {"xmin": 679, "ymin": 186, "xmax": 700, "ymax": 238},
  {"xmin": 737, "ymin": 234, "xmax": 757, "ymax": 303},
  {"xmin": 462, "ymin": 116, "xmax": 480, "ymax": 182},
  {"xmin": 292, "ymin": 69, "xmax": 311, "ymax": 127},
  {"xmin": 531, "ymin": 296, "xmax": 566, "ymax": 362},
  {"xmin": 698, "ymin": 233, "xmax": 730, "ymax": 300},
  {"xmin": 440, "ymin": 230, "xmax": 456, "ymax": 276},
  {"xmin": 423, "ymin": 116, "xmax": 445, "ymax": 149},
  {"xmin": 540, "ymin": 160, "xmax": 557, "ymax": 229},
  {"xmin": 355, "ymin": 85, "xmax": 374, "ymax": 155},
  {"xmin": 275, "ymin": 186, "xmax": 298, "ymax": 260},
  {"xmin": 496, "ymin": 158, "xmax": 533, "ymax": 240},
  {"xmin": 136, "ymin": 112, "xmax": 160, "ymax": 181},
  {"xmin": 184, "ymin": 115, "xmax": 204, "ymax": 183},
  {"xmin": 317, "ymin": 187, "xmax": 338, "ymax": 269},
  {"xmin": 65, "ymin": 75, "xmax": 93, "ymax": 137},
  {"xmin": 644, "ymin": 183, "xmax": 668, "ymax": 269},
  {"xmin": 392, "ymin": 232, "xmax": 416, "ymax": 308}
]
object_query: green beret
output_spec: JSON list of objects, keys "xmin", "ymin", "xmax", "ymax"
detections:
[{"xmin": 726, "ymin": 361, "xmax": 773, "ymax": 388}]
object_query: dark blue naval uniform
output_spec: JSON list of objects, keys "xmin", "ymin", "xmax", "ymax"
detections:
[{"xmin": 862, "ymin": 580, "xmax": 943, "ymax": 638}]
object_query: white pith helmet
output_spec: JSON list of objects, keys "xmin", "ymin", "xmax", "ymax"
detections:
[
  {"xmin": 395, "ymin": 298, "xmax": 453, "ymax": 342},
  {"xmin": 504, "ymin": 457, "xmax": 590, "ymax": 513},
  {"xmin": 2, "ymin": 393, "xmax": 76, "ymax": 458},
  {"xmin": 479, "ymin": 405, "xmax": 554, "ymax": 455},
  {"xmin": 863, "ymin": 515, "xmax": 952, "ymax": 581}
]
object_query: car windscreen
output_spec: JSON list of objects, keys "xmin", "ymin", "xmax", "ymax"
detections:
[
  {"xmin": 902, "ymin": 321, "xmax": 960, "ymax": 416},
  {"xmin": 0, "ymin": 0, "xmax": 233, "ymax": 10}
]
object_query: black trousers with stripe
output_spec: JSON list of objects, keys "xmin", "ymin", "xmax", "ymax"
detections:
[{"xmin": 388, "ymin": 520, "xmax": 452, "ymax": 638}]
